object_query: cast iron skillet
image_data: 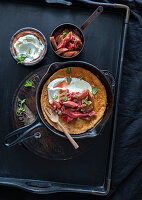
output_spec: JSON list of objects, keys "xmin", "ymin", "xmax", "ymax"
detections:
[{"xmin": 4, "ymin": 61, "xmax": 115, "ymax": 147}]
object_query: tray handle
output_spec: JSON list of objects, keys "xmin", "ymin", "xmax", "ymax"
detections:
[
  {"xmin": 4, "ymin": 117, "xmax": 43, "ymax": 147},
  {"xmin": 45, "ymin": 0, "xmax": 72, "ymax": 6}
]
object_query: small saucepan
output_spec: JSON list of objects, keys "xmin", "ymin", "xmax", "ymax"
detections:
[
  {"xmin": 50, "ymin": 6, "xmax": 103, "ymax": 59},
  {"xmin": 4, "ymin": 61, "xmax": 115, "ymax": 147}
]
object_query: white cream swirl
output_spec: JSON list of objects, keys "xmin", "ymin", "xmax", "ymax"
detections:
[
  {"xmin": 14, "ymin": 34, "xmax": 44, "ymax": 63},
  {"xmin": 47, "ymin": 78, "xmax": 92, "ymax": 104}
]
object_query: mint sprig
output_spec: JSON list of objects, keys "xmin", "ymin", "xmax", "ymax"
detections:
[
  {"xmin": 67, "ymin": 67, "xmax": 71, "ymax": 74},
  {"xmin": 92, "ymin": 88, "xmax": 98, "ymax": 95},
  {"xmin": 64, "ymin": 96, "xmax": 68, "ymax": 101},
  {"xmin": 24, "ymin": 80, "xmax": 35, "ymax": 88},
  {"xmin": 80, "ymin": 76, "xmax": 85, "ymax": 80},
  {"xmin": 63, "ymin": 31, "xmax": 67, "ymax": 36},
  {"xmin": 54, "ymin": 95, "xmax": 58, "ymax": 100},
  {"xmin": 19, "ymin": 99, "xmax": 26, "ymax": 114},
  {"xmin": 67, "ymin": 76, "xmax": 72, "ymax": 84},
  {"xmin": 17, "ymin": 56, "xmax": 25, "ymax": 64},
  {"xmin": 18, "ymin": 99, "xmax": 31, "ymax": 119},
  {"xmin": 84, "ymin": 100, "xmax": 91, "ymax": 106}
]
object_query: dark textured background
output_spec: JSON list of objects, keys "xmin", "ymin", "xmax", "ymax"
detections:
[{"xmin": 1, "ymin": 0, "xmax": 142, "ymax": 199}]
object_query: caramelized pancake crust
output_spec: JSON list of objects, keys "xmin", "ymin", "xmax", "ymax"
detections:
[{"xmin": 41, "ymin": 67, "xmax": 107, "ymax": 134}]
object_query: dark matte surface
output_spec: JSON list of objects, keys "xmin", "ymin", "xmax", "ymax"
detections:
[
  {"xmin": 1, "ymin": 0, "xmax": 142, "ymax": 199},
  {"xmin": 0, "ymin": 0, "xmax": 124, "ymax": 190}
]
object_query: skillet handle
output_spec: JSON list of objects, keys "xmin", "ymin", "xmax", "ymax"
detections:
[
  {"xmin": 4, "ymin": 117, "xmax": 43, "ymax": 147},
  {"xmin": 80, "ymin": 124, "xmax": 105, "ymax": 138},
  {"xmin": 47, "ymin": 62, "xmax": 63, "ymax": 74},
  {"xmin": 102, "ymin": 70, "xmax": 115, "ymax": 88}
]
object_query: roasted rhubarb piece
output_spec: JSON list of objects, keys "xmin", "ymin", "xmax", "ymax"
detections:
[
  {"xmin": 57, "ymin": 36, "xmax": 69, "ymax": 49},
  {"xmin": 50, "ymin": 37, "xmax": 57, "ymax": 50},
  {"xmin": 54, "ymin": 81, "xmax": 69, "ymax": 89},
  {"xmin": 74, "ymin": 40, "xmax": 83, "ymax": 50},
  {"xmin": 57, "ymin": 32, "xmax": 72, "ymax": 50},
  {"xmin": 66, "ymin": 42, "xmax": 75, "ymax": 51},
  {"xmin": 50, "ymin": 89, "xmax": 96, "ymax": 122},
  {"xmin": 51, "ymin": 29, "xmax": 83, "ymax": 57},
  {"xmin": 61, "ymin": 115, "xmax": 74, "ymax": 122},
  {"xmin": 51, "ymin": 101, "xmax": 61, "ymax": 110},
  {"xmin": 63, "ymin": 101, "xmax": 79, "ymax": 108},
  {"xmin": 78, "ymin": 90, "xmax": 89, "ymax": 99},
  {"xmin": 55, "ymin": 34, "xmax": 63, "ymax": 45},
  {"xmin": 55, "ymin": 29, "xmax": 69, "ymax": 44},
  {"xmin": 55, "ymin": 48, "xmax": 68, "ymax": 55},
  {"xmin": 62, "ymin": 51, "xmax": 78, "ymax": 57},
  {"xmin": 88, "ymin": 90, "xmax": 95, "ymax": 107},
  {"xmin": 63, "ymin": 109, "xmax": 96, "ymax": 118},
  {"xmin": 72, "ymin": 32, "xmax": 81, "ymax": 40}
]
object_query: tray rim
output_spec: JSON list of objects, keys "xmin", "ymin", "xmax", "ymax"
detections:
[
  {"xmin": 0, "ymin": 177, "xmax": 111, "ymax": 195},
  {"xmin": 0, "ymin": 1, "xmax": 130, "ymax": 196}
]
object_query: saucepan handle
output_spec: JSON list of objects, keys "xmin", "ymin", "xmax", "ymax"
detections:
[
  {"xmin": 80, "ymin": 6, "xmax": 103, "ymax": 30},
  {"xmin": 102, "ymin": 70, "xmax": 115, "ymax": 88},
  {"xmin": 4, "ymin": 117, "xmax": 43, "ymax": 147}
]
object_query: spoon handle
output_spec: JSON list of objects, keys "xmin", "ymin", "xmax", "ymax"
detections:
[
  {"xmin": 81, "ymin": 6, "xmax": 103, "ymax": 30},
  {"xmin": 58, "ymin": 121, "xmax": 79, "ymax": 149}
]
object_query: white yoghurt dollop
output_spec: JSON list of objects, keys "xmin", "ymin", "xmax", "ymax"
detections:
[
  {"xmin": 14, "ymin": 34, "xmax": 44, "ymax": 63},
  {"xmin": 47, "ymin": 78, "xmax": 92, "ymax": 104}
]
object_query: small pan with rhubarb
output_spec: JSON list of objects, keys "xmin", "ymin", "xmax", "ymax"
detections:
[{"xmin": 50, "ymin": 6, "xmax": 103, "ymax": 59}]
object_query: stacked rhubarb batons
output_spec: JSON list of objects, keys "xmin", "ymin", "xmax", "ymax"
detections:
[{"xmin": 50, "ymin": 30, "xmax": 83, "ymax": 57}]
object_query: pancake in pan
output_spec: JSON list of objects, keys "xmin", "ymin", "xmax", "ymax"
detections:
[{"xmin": 41, "ymin": 67, "xmax": 107, "ymax": 134}]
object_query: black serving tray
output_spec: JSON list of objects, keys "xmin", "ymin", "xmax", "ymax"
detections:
[{"xmin": 0, "ymin": 0, "xmax": 130, "ymax": 195}]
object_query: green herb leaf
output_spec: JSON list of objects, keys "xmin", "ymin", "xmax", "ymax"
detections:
[
  {"xmin": 67, "ymin": 67, "xmax": 71, "ymax": 74},
  {"xmin": 19, "ymin": 106, "xmax": 25, "ymax": 114},
  {"xmin": 17, "ymin": 56, "xmax": 24, "ymax": 61},
  {"xmin": 63, "ymin": 31, "xmax": 67, "ymax": 36},
  {"xmin": 24, "ymin": 80, "xmax": 33, "ymax": 88},
  {"xmin": 84, "ymin": 100, "xmax": 90, "ymax": 106},
  {"xmin": 81, "ymin": 108, "xmax": 84, "ymax": 112},
  {"xmin": 19, "ymin": 99, "xmax": 26, "ymax": 113},
  {"xmin": 61, "ymin": 36, "xmax": 64, "ymax": 40},
  {"xmin": 67, "ymin": 76, "xmax": 72, "ymax": 84},
  {"xmin": 80, "ymin": 76, "xmax": 85, "ymax": 80},
  {"xmin": 74, "ymin": 95, "xmax": 78, "ymax": 98},
  {"xmin": 54, "ymin": 95, "xmax": 58, "ymax": 100},
  {"xmin": 18, "ymin": 98, "xmax": 30, "ymax": 119},
  {"xmin": 17, "ymin": 61, "xmax": 24, "ymax": 64},
  {"xmin": 19, "ymin": 106, "xmax": 25, "ymax": 112},
  {"xmin": 21, "ymin": 99, "xmax": 26, "ymax": 105},
  {"xmin": 17, "ymin": 56, "xmax": 25, "ymax": 64},
  {"xmin": 64, "ymin": 96, "xmax": 68, "ymax": 101},
  {"xmin": 92, "ymin": 88, "xmax": 98, "ymax": 95}
]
